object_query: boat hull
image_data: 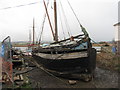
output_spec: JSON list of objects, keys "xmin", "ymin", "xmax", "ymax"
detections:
[{"xmin": 32, "ymin": 48, "xmax": 96, "ymax": 74}]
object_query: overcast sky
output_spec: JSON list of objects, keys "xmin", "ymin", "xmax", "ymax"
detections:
[{"xmin": 0, "ymin": 0, "xmax": 119, "ymax": 42}]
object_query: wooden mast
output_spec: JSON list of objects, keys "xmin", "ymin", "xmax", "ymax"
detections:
[
  {"xmin": 43, "ymin": 0, "xmax": 55, "ymax": 41},
  {"xmin": 29, "ymin": 30, "xmax": 31, "ymax": 44},
  {"xmin": 33, "ymin": 18, "xmax": 35, "ymax": 45},
  {"xmin": 54, "ymin": 0, "xmax": 58, "ymax": 42},
  {"xmin": 43, "ymin": 0, "xmax": 58, "ymax": 42}
]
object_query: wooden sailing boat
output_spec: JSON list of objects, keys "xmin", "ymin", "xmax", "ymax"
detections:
[{"xmin": 32, "ymin": 0, "xmax": 96, "ymax": 81}]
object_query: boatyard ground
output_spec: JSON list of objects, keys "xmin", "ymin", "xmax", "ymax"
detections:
[
  {"xmin": 26, "ymin": 46, "xmax": 119, "ymax": 88},
  {"xmin": 1, "ymin": 45, "xmax": 120, "ymax": 88},
  {"xmin": 18, "ymin": 54, "xmax": 120, "ymax": 88}
]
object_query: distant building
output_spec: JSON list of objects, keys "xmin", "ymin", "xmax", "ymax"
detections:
[
  {"xmin": 114, "ymin": 22, "xmax": 120, "ymax": 54},
  {"xmin": 114, "ymin": 22, "xmax": 120, "ymax": 41}
]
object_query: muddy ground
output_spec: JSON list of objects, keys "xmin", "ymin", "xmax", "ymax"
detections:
[
  {"xmin": 27, "ymin": 66, "xmax": 119, "ymax": 88},
  {"xmin": 2, "ymin": 55, "xmax": 119, "ymax": 89},
  {"xmin": 24, "ymin": 56, "xmax": 119, "ymax": 88}
]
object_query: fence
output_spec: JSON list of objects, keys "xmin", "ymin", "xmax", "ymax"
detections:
[{"xmin": 0, "ymin": 36, "xmax": 13, "ymax": 85}]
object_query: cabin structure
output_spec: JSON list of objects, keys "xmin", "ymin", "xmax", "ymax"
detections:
[{"xmin": 114, "ymin": 22, "xmax": 120, "ymax": 54}]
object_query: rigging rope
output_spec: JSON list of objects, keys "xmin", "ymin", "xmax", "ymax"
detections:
[
  {"xmin": 38, "ymin": 15, "xmax": 46, "ymax": 44},
  {"xmin": 91, "ymin": 39, "xmax": 113, "ymax": 54},
  {"xmin": 38, "ymin": 0, "xmax": 62, "ymax": 43},
  {"xmin": 67, "ymin": 0, "xmax": 89, "ymax": 37},
  {"xmin": 43, "ymin": 0, "xmax": 55, "ymax": 41},
  {"xmin": 91, "ymin": 39, "xmax": 115, "ymax": 62},
  {"xmin": 59, "ymin": 0, "xmax": 72, "ymax": 37},
  {"xmin": 67, "ymin": 0, "xmax": 113, "ymax": 58},
  {"xmin": 38, "ymin": 5, "xmax": 48, "ymax": 44},
  {"xmin": 29, "ymin": 58, "xmax": 74, "ymax": 88},
  {"xmin": 58, "ymin": 4, "xmax": 66, "ymax": 40},
  {"xmin": 67, "ymin": 0, "xmax": 81, "ymax": 26}
]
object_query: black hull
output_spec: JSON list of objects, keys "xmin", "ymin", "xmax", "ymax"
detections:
[{"xmin": 32, "ymin": 48, "xmax": 96, "ymax": 75}]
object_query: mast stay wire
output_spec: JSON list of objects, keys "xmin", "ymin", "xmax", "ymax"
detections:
[
  {"xmin": 67, "ymin": 0, "xmax": 89, "ymax": 37},
  {"xmin": 59, "ymin": 0, "xmax": 72, "ymax": 37},
  {"xmin": 66, "ymin": 0, "xmax": 81, "ymax": 28},
  {"xmin": 43, "ymin": 0, "xmax": 56, "ymax": 41},
  {"xmin": 38, "ymin": 0, "xmax": 62, "ymax": 43},
  {"xmin": 91, "ymin": 39, "xmax": 114, "ymax": 55},
  {"xmin": 67, "ymin": 0, "xmax": 114, "ymax": 58},
  {"xmin": 57, "ymin": 3, "xmax": 66, "ymax": 40},
  {"xmin": 38, "ymin": 1, "xmax": 49, "ymax": 44}
]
